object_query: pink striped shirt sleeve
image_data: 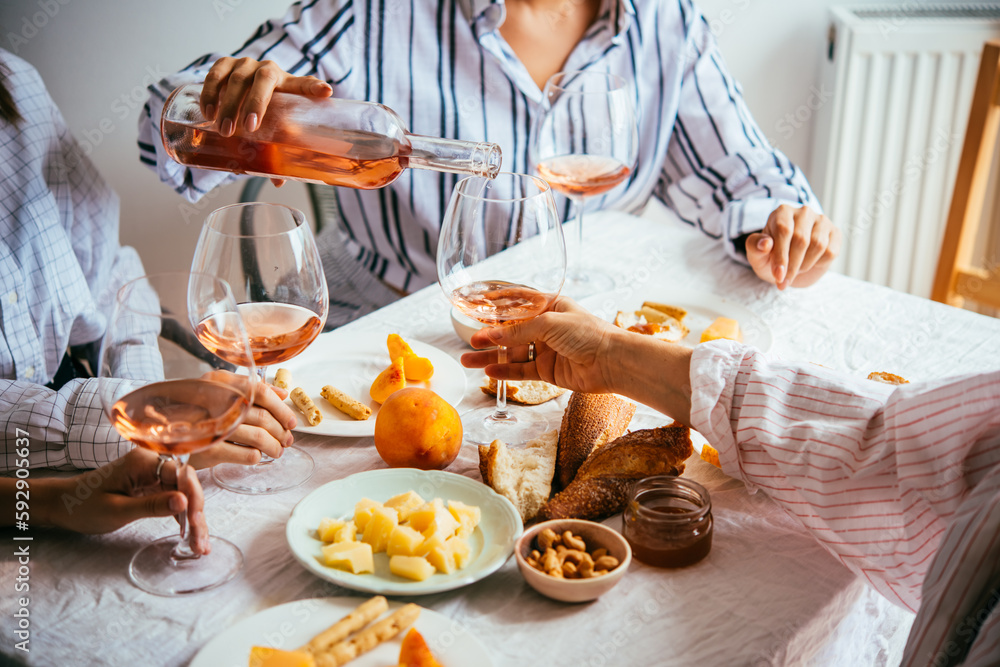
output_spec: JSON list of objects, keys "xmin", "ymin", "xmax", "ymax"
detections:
[{"xmin": 689, "ymin": 341, "xmax": 1000, "ymax": 665}]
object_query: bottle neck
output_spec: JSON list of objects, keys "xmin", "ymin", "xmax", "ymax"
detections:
[{"xmin": 406, "ymin": 134, "xmax": 502, "ymax": 179}]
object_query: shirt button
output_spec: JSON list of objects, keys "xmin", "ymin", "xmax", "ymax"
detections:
[
  {"xmin": 23, "ymin": 366, "xmax": 34, "ymax": 379},
  {"xmin": 7, "ymin": 291, "xmax": 16, "ymax": 304}
]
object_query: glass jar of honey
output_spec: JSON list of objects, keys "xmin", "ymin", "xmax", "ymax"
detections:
[{"xmin": 622, "ymin": 476, "xmax": 713, "ymax": 568}]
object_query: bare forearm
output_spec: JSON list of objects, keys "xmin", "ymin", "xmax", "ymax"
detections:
[{"xmin": 604, "ymin": 329, "xmax": 693, "ymax": 424}]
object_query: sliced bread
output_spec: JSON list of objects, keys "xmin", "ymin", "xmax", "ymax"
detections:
[
  {"xmin": 478, "ymin": 430, "xmax": 558, "ymax": 523},
  {"xmin": 481, "ymin": 377, "xmax": 567, "ymax": 405}
]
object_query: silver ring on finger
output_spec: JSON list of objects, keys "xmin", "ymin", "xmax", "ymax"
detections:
[
  {"xmin": 154, "ymin": 456, "xmax": 168, "ymax": 483},
  {"xmin": 527, "ymin": 342, "xmax": 536, "ymax": 362}
]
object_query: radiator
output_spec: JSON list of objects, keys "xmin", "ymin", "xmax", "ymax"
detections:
[{"xmin": 810, "ymin": 4, "xmax": 1000, "ymax": 297}]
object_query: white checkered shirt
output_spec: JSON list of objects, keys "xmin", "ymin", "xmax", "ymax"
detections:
[{"xmin": 0, "ymin": 50, "xmax": 160, "ymax": 471}]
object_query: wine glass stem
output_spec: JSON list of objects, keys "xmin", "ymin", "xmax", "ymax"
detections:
[
  {"xmin": 253, "ymin": 367, "xmax": 276, "ymax": 465},
  {"xmin": 572, "ymin": 197, "xmax": 586, "ymax": 276},
  {"xmin": 170, "ymin": 453, "xmax": 198, "ymax": 561},
  {"xmin": 493, "ymin": 345, "xmax": 509, "ymax": 419}
]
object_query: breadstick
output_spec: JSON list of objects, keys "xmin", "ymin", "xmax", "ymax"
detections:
[
  {"xmin": 321, "ymin": 385, "xmax": 372, "ymax": 421},
  {"xmin": 314, "ymin": 603, "xmax": 421, "ymax": 667},
  {"xmin": 273, "ymin": 367, "xmax": 292, "ymax": 390},
  {"xmin": 303, "ymin": 596, "xmax": 388, "ymax": 654},
  {"xmin": 290, "ymin": 387, "xmax": 322, "ymax": 426}
]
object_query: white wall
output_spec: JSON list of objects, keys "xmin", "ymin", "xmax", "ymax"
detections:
[
  {"xmin": 0, "ymin": 0, "xmax": 310, "ymax": 276},
  {"xmin": 0, "ymin": 0, "xmax": 928, "ymax": 274}
]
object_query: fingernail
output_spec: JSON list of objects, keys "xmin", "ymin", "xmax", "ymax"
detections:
[
  {"xmin": 245, "ymin": 112, "xmax": 258, "ymax": 132},
  {"xmin": 757, "ymin": 237, "xmax": 769, "ymax": 251},
  {"xmin": 776, "ymin": 265, "xmax": 786, "ymax": 283},
  {"xmin": 284, "ymin": 432, "xmax": 294, "ymax": 447},
  {"xmin": 313, "ymin": 81, "xmax": 331, "ymax": 94},
  {"xmin": 169, "ymin": 495, "xmax": 184, "ymax": 513},
  {"xmin": 287, "ymin": 418, "xmax": 297, "ymax": 430},
  {"xmin": 205, "ymin": 104, "xmax": 215, "ymax": 120},
  {"xmin": 220, "ymin": 117, "xmax": 234, "ymax": 137}
]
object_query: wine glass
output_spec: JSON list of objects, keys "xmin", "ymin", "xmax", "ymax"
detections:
[
  {"xmin": 437, "ymin": 172, "xmax": 566, "ymax": 446},
  {"xmin": 97, "ymin": 272, "xmax": 254, "ymax": 596},
  {"xmin": 531, "ymin": 70, "xmax": 638, "ymax": 297},
  {"xmin": 191, "ymin": 202, "xmax": 329, "ymax": 495}
]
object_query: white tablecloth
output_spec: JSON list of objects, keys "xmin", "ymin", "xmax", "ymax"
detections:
[{"xmin": 6, "ymin": 203, "xmax": 1000, "ymax": 666}]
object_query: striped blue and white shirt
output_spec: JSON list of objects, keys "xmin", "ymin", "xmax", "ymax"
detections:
[
  {"xmin": 139, "ymin": 0, "xmax": 818, "ymax": 295},
  {"xmin": 0, "ymin": 50, "xmax": 159, "ymax": 471}
]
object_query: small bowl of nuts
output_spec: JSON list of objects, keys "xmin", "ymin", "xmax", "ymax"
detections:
[{"xmin": 515, "ymin": 519, "xmax": 631, "ymax": 603}]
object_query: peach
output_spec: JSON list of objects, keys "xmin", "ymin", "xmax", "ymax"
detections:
[
  {"xmin": 370, "ymin": 356, "xmax": 407, "ymax": 404},
  {"xmin": 374, "ymin": 388, "xmax": 463, "ymax": 470}
]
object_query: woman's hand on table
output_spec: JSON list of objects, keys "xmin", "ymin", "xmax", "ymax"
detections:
[
  {"xmin": 188, "ymin": 370, "xmax": 298, "ymax": 469},
  {"xmin": 26, "ymin": 448, "xmax": 210, "ymax": 553},
  {"xmin": 746, "ymin": 204, "xmax": 841, "ymax": 290}
]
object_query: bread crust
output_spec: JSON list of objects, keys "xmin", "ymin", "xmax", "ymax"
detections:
[
  {"xmin": 555, "ymin": 393, "xmax": 636, "ymax": 490},
  {"xmin": 480, "ymin": 378, "xmax": 567, "ymax": 405},
  {"xmin": 538, "ymin": 426, "xmax": 694, "ymax": 522}
]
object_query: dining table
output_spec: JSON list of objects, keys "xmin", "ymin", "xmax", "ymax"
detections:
[{"xmin": 5, "ymin": 201, "xmax": 1000, "ymax": 667}]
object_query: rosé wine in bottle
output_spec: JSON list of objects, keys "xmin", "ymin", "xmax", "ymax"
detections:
[
  {"xmin": 161, "ymin": 84, "xmax": 501, "ymax": 188},
  {"xmin": 195, "ymin": 302, "xmax": 323, "ymax": 368}
]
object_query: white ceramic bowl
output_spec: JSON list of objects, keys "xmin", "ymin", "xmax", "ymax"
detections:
[
  {"xmin": 515, "ymin": 519, "xmax": 631, "ymax": 603},
  {"xmin": 450, "ymin": 306, "xmax": 486, "ymax": 347}
]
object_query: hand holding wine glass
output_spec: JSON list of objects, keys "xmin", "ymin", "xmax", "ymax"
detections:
[
  {"xmin": 191, "ymin": 202, "xmax": 329, "ymax": 495},
  {"xmin": 437, "ymin": 172, "xmax": 566, "ymax": 446},
  {"xmin": 97, "ymin": 272, "xmax": 255, "ymax": 595},
  {"xmin": 532, "ymin": 70, "xmax": 638, "ymax": 297}
]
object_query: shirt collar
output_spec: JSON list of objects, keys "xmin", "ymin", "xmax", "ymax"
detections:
[{"xmin": 459, "ymin": 0, "xmax": 635, "ymax": 37}]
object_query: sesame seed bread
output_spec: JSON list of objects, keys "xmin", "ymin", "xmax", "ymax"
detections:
[
  {"xmin": 537, "ymin": 425, "xmax": 694, "ymax": 522},
  {"xmin": 555, "ymin": 392, "xmax": 636, "ymax": 490}
]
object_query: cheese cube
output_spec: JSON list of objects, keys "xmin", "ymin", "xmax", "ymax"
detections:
[
  {"xmin": 421, "ymin": 505, "xmax": 461, "ymax": 541},
  {"xmin": 384, "ymin": 490, "xmax": 425, "ymax": 522},
  {"xmin": 700, "ymin": 317, "xmax": 742, "ymax": 343},
  {"xmin": 360, "ymin": 505, "xmax": 398, "ymax": 553},
  {"xmin": 249, "ymin": 646, "xmax": 317, "ymax": 667},
  {"xmin": 317, "ymin": 518, "xmax": 356, "ymax": 544},
  {"xmin": 320, "ymin": 541, "xmax": 374, "ymax": 574},
  {"xmin": 446, "ymin": 536, "xmax": 472, "ymax": 569},
  {"xmin": 416, "ymin": 534, "xmax": 447, "ymax": 558},
  {"xmin": 317, "ymin": 518, "xmax": 346, "ymax": 543},
  {"xmin": 425, "ymin": 544, "xmax": 458, "ymax": 574},
  {"xmin": 386, "ymin": 525, "xmax": 425, "ymax": 557},
  {"xmin": 447, "ymin": 500, "xmax": 481, "ymax": 538},
  {"xmin": 353, "ymin": 498, "xmax": 382, "ymax": 532},
  {"xmin": 389, "ymin": 555, "xmax": 436, "ymax": 582},
  {"xmin": 405, "ymin": 498, "xmax": 444, "ymax": 533}
]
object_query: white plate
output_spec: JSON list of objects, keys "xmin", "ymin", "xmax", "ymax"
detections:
[
  {"xmin": 190, "ymin": 596, "xmax": 493, "ymax": 667},
  {"xmin": 274, "ymin": 332, "xmax": 467, "ymax": 437},
  {"xmin": 286, "ymin": 469, "xmax": 522, "ymax": 596},
  {"xmin": 583, "ymin": 289, "xmax": 773, "ymax": 352}
]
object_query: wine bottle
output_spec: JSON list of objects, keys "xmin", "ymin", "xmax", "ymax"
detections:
[{"xmin": 160, "ymin": 83, "xmax": 502, "ymax": 189}]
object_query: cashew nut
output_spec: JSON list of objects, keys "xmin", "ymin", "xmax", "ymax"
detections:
[
  {"xmin": 594, "ymin": 555, "xmax": 620, "ymax": 571},
  {"xmin": 562, "ymin": 531, "xmax": 587, "ymax": 551},
  {"xmin": 537, "ymin": 528, "xmax": 558, "ymax": 550}
]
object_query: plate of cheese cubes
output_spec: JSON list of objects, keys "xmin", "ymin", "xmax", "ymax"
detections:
[{"xmin": 286, "ymin": 468, "xmax": 523, "ymax": 595}]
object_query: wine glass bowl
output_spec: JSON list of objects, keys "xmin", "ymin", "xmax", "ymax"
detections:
[
  {"xmin": 437, "ymin": 172, "xmax": 566, "ymax": 446},
  {"xmin": 191, "ymin": 202, "xmax": 329, "ymax": 495},
  {"xmin": 97, "ymin": 272, "xmax": 254, "ymax": 596},
  {"xmin": 531, "ymin": 71, "xmax": 638, "ymax": 297}
]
